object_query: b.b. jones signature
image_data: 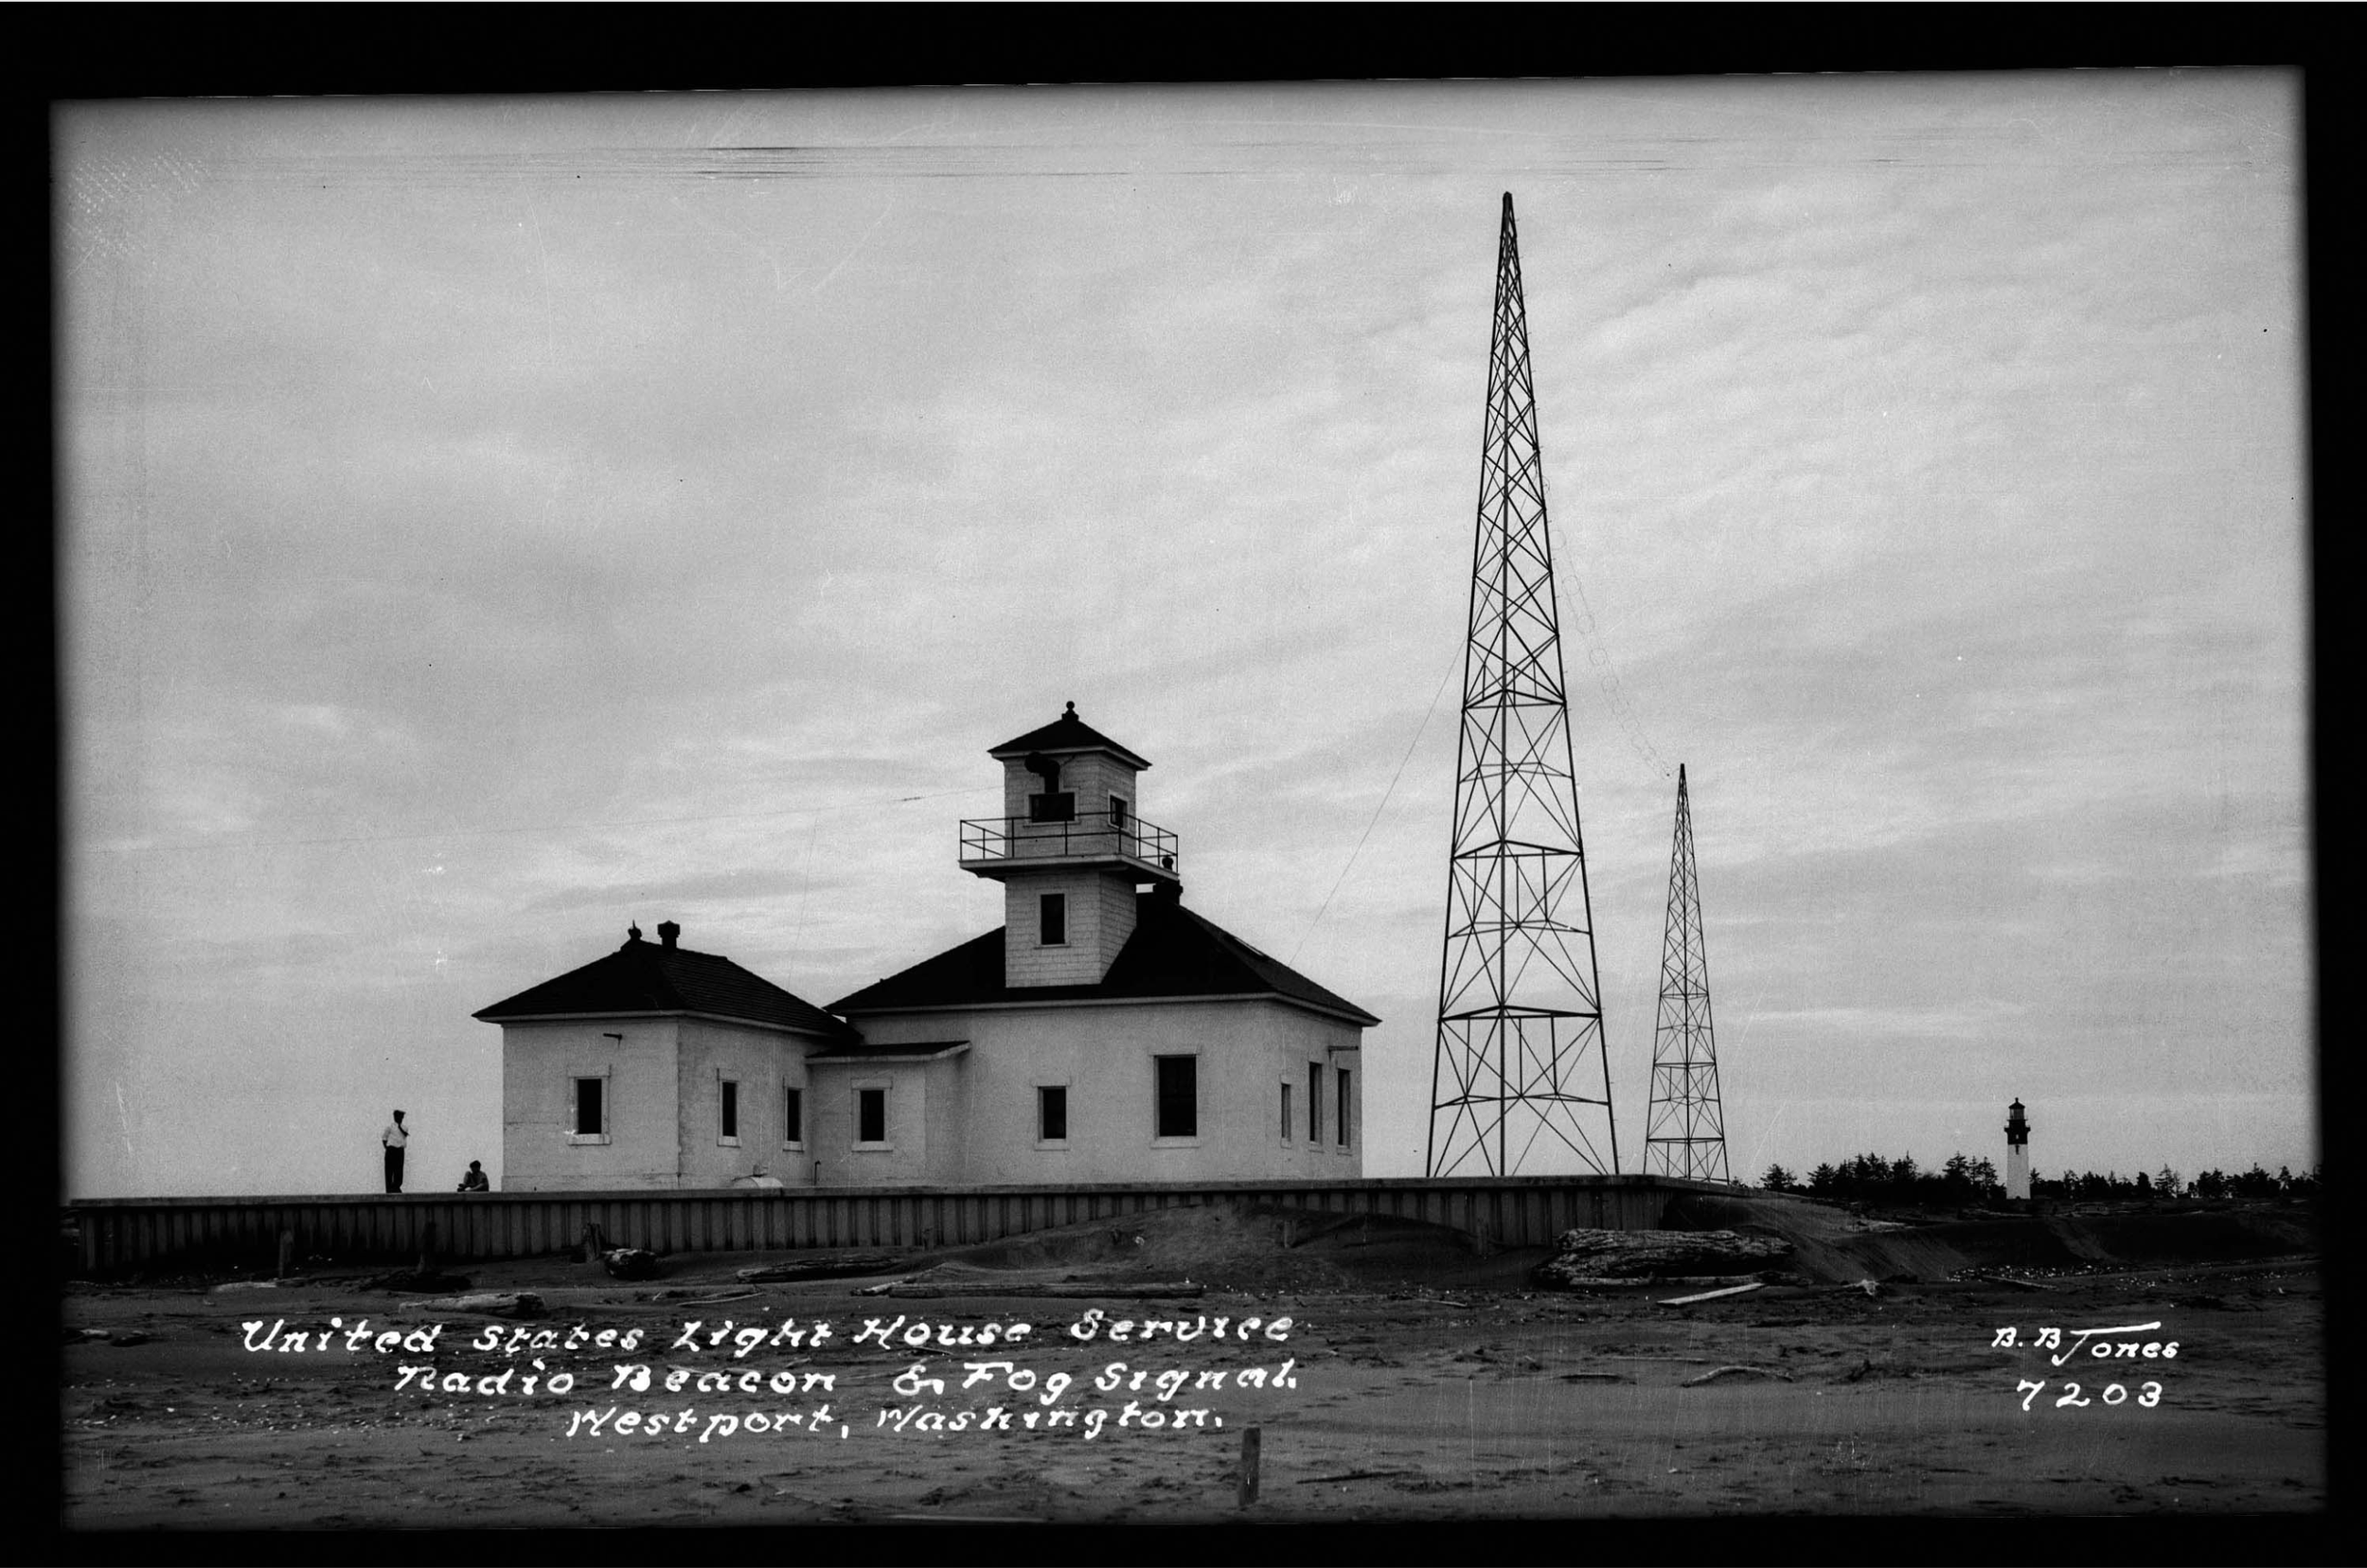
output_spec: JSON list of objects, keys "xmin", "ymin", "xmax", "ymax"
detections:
[{"xmin": 1991, "ymin": 1319, "xmax": 2179, "ymax": 1412}]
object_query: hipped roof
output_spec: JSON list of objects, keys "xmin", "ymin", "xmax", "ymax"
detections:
[
  {"xmin": 988, "ymin": 704, "xmax": 1150, "ymax": 770},
  {"xmin": 828, "ymin": 893, "xmax": 1378, "ymax": 1025},
  {"xmin": 475, "ymin": 935, "xmax": 858, "ymax": 1041}
]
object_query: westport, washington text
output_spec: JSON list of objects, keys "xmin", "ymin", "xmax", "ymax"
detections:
[{"xmin": 240, "ymin": 1310, "xmax": 1308, "ymax": 1440}]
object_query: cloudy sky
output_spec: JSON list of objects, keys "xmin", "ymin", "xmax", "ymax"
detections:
[{"xmin": 62, "ymin": 72, "xmax": 2309, "ymax": 1198}]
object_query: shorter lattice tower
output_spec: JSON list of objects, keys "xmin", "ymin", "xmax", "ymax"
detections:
[{"xmin": 1645, "ymin": 764, "xmax": 1730, "ymax": 1181}]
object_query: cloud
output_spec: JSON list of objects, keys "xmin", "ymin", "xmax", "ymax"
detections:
[
  {"xmin": 1738, "ymin": 999, "xmax": 2028, "ymax": 1042},
  {"xmin": 516, "ymin": 865, "xmax": 850, "ymax": 916}
]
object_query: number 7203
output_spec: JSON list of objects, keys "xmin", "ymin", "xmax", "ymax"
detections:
[{"xmin": 2015, "ymin": 1379, "xmax": 2162, "ymax": 1410}]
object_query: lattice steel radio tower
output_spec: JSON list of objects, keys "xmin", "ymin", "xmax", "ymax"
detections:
[
  {"xmin": 1427, "ymin": 194, "xmax": 1620, "ymax": 1178},
  {"xmin": 1645, "ymin": 764, "xmax": 1731, "ymax": 1181}
]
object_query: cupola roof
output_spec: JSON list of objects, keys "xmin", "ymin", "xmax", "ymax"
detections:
[{"xmin": 987, "ymin": 701, "xmax": 1150, "ymax": 770}]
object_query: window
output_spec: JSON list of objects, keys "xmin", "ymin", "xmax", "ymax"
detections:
[
  {"xmin": 1026, "ymin": 757, "xmax": 1073, "ymax": 823},
  {"xmin": 1039, "ymin": 1085, "xmax": 1068, "ymax": 1142},
  {"xmin": 1109, "ymin": 794, "xmax": 1130, "ymax": 828},
  {"xmin": 1279, "ymin": 1082, "xmax": 1293, "ymax": 1143},
  {"xmin": 858, "ymin": 1087, "xmax": 887, "ymax": 1145},
  {"xmin": 574, "ymin": 1077, "xmax": 605, "ymax": 1137},
  {"xmin": 1040, "ymin": 892, "xmax": 1067, "ymax": 946},
  {"xmin": 1308, "ymin": 1062, "xmax": 1323, "ymax": 1143},
  {"xmin": 1155, "ymin": 1055, "xmax": 1198, "ymax": 1139},
  {"xmin": 719, "ymin": 1079, "xmax": 739, "ymax": 1142},
  {"xmin": 782, "ymin": 1085, "xmax": 804, "ymax": 1148},
  {"xmin": 1337, "ymin": 1068, "xmax": 1351, "ymax": 1149}
]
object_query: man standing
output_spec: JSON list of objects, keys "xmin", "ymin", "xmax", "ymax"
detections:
[{"xmin": 383, "ymin": 1110, "xmax": 409, "ymax": 1193}]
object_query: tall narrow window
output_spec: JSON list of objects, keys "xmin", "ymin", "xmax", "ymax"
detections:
[
  {"xmin": 1337, "ymin": 1068, "xmax": 1351, "ymax": 1148},
  {"xmin": 782, "ymin": 1085, "xmax": 804, "ymax": 1147},
  {"xmin": 1280, "ymin": 1082, "xmax": 1293, "ymax": 1142},
  {"xmin": 1039, "ymin": 1085, "xmax": 1068, "ymax": 1142},
  {"xmin": 858, "ymin": 1087, "xmax": 887, "ymax": 1144},
  {"xmin": 1109, "ymin": 795, "xmax": 1130, "ymax": 828},
  {"xmin": 1308, "ymin": 1062, "xmax": 1323, "ymax": 1143},
  {"xmin": 574, "ymin": 1077, "xmax": 605, "ymax": 1137},
  {"xmin": 1041, "ymin": 892, "xmax": 1067, "ymax": 946},
  {"xmin": 719, "ymin": 1079, "xmax": 739, "ymax": 1141},
  {"xmin": 1155, "ymin": 1055, "xmax": 1198, "ymax": 1138}
]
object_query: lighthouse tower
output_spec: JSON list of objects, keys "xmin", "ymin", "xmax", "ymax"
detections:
[
  {"xmin": 958, "ymin": 702, "xmax": 1180, "ymax": 987},
  {"xmin": 2004, "ymin": 1098, "xmax": 2032, "ymax": 1203}
]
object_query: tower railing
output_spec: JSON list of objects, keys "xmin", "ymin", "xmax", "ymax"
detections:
[{"xmin": 959, "ymin": 813, "xmax": 1180, "ymax": 872}]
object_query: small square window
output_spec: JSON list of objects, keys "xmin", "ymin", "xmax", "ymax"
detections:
[
  {"xmin": 782, "ymin": 1085, "xmax": 804, "ymax": 1147},
  {"xmin": 574, "ymin": 1077, "xmax": 605, "ymax": 1137},
  {"xmin": 1027, "ymin": 790, "xmax": 1076, "ymax": 824},
  {"xmin": 1040, "ymin": 892, "xmax": 1067, "ymax": 947},
  {"xmin": 858, "ymin": 1087, "xmax": 887, "ymax": 1145},
  {"xmin": 1039, "ymin": 1085, "xmax": 1068, "ymax": 1142}
]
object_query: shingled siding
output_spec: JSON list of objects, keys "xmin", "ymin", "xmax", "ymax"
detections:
[
  {"xmin": 1001, "ymin": 868, "xmax": 1135, "ymax": 987},
  {"xmin": 63, "ymin": 1175, "xmax": 1717, "ymax": 1274}
]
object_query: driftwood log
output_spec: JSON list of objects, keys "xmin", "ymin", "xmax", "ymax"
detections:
[{"xmin": 1532, "ymin": 1228, "xmax": 1792, "ymax": 1290}]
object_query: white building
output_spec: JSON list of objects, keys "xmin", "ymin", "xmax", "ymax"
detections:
[
  {"xmin": 474, "ymin": 918, "xmax": 855, "ymax": 1191},
  {"xmin": 476, "ymin": 705, "xmax": 1375, "ymax": 1189}
]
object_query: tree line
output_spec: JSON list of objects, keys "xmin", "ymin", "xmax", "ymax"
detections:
[{"xmin": 1755, "ymin": 1152, "xmax": 2321, "ymax": 1206}]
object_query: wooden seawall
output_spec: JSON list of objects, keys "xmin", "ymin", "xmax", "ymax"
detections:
[{"xmin": 63, "ymin": 1174, "xmax": 1721, "ymax": 1275}]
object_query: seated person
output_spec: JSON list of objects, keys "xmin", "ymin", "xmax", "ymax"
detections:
[{"xmin": 456, "ymin": 1160, "xmax": 490, "ymax": 1192}]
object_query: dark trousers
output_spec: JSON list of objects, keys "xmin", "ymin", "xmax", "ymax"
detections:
[{"xmin": 384, "ymin": 1147, "xmax": 404, "ymax": 1193}]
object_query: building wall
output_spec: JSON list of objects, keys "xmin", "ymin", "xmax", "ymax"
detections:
[
  {"xmin": 499, "ymin": 1018, "xmax": 683, "ymax": 1191},
  {"xmin": 923, "ymin": 1052, "xmax": 970, "ymax": 1185},
  {"xmin": 672, "ymin": 1018, "xmax": 822, "ymax": 1187},
  {"xmin": 1091, "ymin": 872, "xmax": 1140, "ymax": 961},
  {"xmin": 853, "ymin": 999, "xmax": 1362, "ymax": 1184},
  {"xmin": 500, "ymin": 1016, "xmax": 822, "ymax": 1191},
  {"xmin": 810, "ymin": 1055, "xmax": 968, "ymax": 1186},
  {"xmin": 1003, "ymin": 867, "xmax": 1139, "ymax": 986}
]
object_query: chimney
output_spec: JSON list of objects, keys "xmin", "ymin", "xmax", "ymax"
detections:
[{"xmin": 657, "ymin": 920, "xmax": 681, "ymax": 950}]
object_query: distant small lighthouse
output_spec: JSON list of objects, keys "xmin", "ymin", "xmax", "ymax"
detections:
[{"xmin": 2004, "ymin": 1098, "xmax": 2032, "ymax": 1202}]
